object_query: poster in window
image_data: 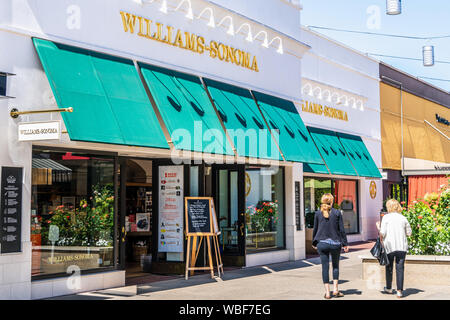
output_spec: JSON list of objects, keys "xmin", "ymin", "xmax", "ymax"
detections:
[{"xmin": 158, "ymin": 166, "xmax": 184, "ymax": 254}]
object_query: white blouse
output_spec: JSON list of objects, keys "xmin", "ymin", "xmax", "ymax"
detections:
[{"xmin": 380, "ymin": 212, "xmax": 412, "ymax": 254}]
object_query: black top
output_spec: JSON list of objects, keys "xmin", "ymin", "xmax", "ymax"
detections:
[{"xmin": 312, "ymin": 208, "xmax": 348, "ymax": 247}]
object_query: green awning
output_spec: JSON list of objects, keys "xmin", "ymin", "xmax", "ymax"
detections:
[
  {"xmin": 307, "ymin": 127, "xmax": 358, "ymax": 176},
  {"xmin": 32, "ymin": 38, "xmax": 169, "ymax": 149},
  {"xmin": 336, "ymin": 132, "xmax": 382, "ymax": 178},
  {"xmin": 204, "ymin": 79, "xmax": 281, "ymax": 160},
  {"xmin": 139, "ymin": 64, "xmax": 233, "ymax": 155},
  {"xmin": 303, "ymin": 163, "xmax": 329, "ymax": 174},
  {"xmin": 252, "ymin": 91, "xmax": 324, "ymax": 164}
]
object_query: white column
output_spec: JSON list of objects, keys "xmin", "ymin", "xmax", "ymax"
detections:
[{"xmin": 284, "ymin": 162, "xmax": 305, "ymax": 261}]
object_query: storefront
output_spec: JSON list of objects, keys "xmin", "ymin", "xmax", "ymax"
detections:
[
  {"xmin": 0, "ymin": 0, "xmax": 313, "ymax": 299},
  {"xmin": 299, "ymin": 27, "xmax": 383, "ymax": 252},
  {"xmin": 380, "ymin": 63, "xmax": 450, "ymax": 204},
  {"xmin": 0, "ymin": 0, "xmax": 382, "ymax": 299}
]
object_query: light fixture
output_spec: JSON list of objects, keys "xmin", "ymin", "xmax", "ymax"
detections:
[
  {"xmin": 313, "ymin": 87, "xmax": 322, "ymax": 99},
  {"xmin": 322, "ymin": 90, "xmax": 331, "ymax": 102},
  {"xmin": 218, "ymin": 16, "xmax": 234, "ymax": 36},
  {"xmin": 268, "ymin": 36, "xmax": 284, "ymax": 54},
  {"xmin": 160, "ymin": 0, "xmax": 168, "ymax": 14},
  {"xmin": 302, "ymin": 84, "xmax": 313, "ymax": 97},
  {"xmin": 254, "ymin": 30, "xmax": 269, "ymax": 48},
  {"xmin": 175, "ymin": 0, "xmax": 193, "ymax": 19},
  {"xmin": 386, "ymin": 0, "xmax": 401, "ymax": 15},
  {"xmin": 186, "ymin": 7, "xmax": 194, "ymax": 20},
  {"xmin": 423, "ymin": 45, "xmax": 435, "ymax": 67},
  {"xmin": 341, "ymin": 95, "xmax": 349, "ymax": 106},
  {"xmin": 197, "ymin": 8, "xmax": 215, "ymax": 28},
  {"xmin": 331, "ymin": 93, "xmax": 340, "ymax": 104},
  {"xmin": 133, "ymin": 0, "xmax": 155, "ymax": 5},
  {"xmin": 357, "ymin": 100, "xmax": 364, "ymax": 111},
  {"xmin": 227, "ymin": 23, "xmax": 234, "ymax": 36},
  {"xmin": 236, "ymin": 23, "xmax": 253, "ymax": 42}
]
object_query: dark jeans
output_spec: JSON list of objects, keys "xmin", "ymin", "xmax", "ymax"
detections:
[
  {"xmin": 385, "ymin": 251, "xmax": 406, "ymax": 291},
  {"xmin": 317, "ymin": 242, "xmax": 341, "ymax": 284}
]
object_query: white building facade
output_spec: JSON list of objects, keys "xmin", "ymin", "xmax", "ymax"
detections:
[{"xmin": 0, "ymin": 0, "xmax": 381, "ymax": 299}]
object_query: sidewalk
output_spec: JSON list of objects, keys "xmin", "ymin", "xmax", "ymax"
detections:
[{"xmin": 49, "ymin": 243, "xmax": 450, "ymax": 300}]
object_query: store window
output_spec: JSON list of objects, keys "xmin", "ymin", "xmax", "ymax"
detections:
[
  {"xmin": 245, "ymin": 167, "xmax": 284, "ymax": 252},
  {"xmin": 334, "ymin": 179, "xmax": 358, "ymax": 234},
  {"xmin": 304, "ymin": 178, "xmax": 332, "ymax": 229},
  {"xmin": 304, "ymin": 177, "xmax": 359, "ymax": 234},
  {"xmin": 31, "ymin": 149, "xmax": 115, "ymax": 277}
]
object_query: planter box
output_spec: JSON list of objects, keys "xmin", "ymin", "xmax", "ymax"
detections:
[{"xmin": 360, "ymin": 254, "xmax": 450, "ymax": 287}]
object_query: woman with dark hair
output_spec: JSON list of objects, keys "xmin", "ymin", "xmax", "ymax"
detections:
[{"xmin": 312, "ymin": 193, "xmax": 349, "ymax": 299}]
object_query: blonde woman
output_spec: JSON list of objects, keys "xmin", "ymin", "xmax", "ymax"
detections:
[
  {"xmin": 312, "ymin": 193, "xmax": 349, "ymax": 299},
  {"xmin": 376, "ymin": 199, "xmax": 412, "ymax": 298}
]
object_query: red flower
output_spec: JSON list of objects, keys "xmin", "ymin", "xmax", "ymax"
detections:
[
  {"xmin": 269, "ymin": 209, "xmax": 273, "ymax": 213},
  {"xmin": 82, "ymin": 203, "xmax": 88, "ymax": 208},
  {"xmin": 66, "ymin": 216, "xmax": 70, "ymax": 219},
  {"xmin": 47, "ymin": 220, "xmax": 51, "ymax": 224},
  {"xmin": 418, "ymin": 216, "xmax": 423, "ymax": 219},
  {"xmin": 400, "ymin": 201, "xmax": 405, "ymax": 205}
]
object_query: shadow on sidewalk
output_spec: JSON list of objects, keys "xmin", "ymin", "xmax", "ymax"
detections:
[
  {"xmin": 339, "ymin": 288, "xmax": 362, "ymax": 296},
  {"xmin": 135, "ymin": 257, "xmax": 332, "ymax": 295},
  {"xmin": 402, "ymin": 288, "xmax": 424, "ymax": 297}
]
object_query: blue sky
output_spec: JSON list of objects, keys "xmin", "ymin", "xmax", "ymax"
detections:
[{"xmin": 300, "ymin": 0, "xmax": 450, "ymax": 92}]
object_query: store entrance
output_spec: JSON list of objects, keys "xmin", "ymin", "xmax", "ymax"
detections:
[
  {"xmin": 118, "ymin": 159, "xmax": 153, "ymax": 280},
  {"xmin": 211, "ymin": 165, "xmax": 246, "ymax": 267}
]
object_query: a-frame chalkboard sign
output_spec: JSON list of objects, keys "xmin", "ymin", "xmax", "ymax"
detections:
[{"xmin": 184, "ymin": 197, "xmax": 223, "ymax": 279}]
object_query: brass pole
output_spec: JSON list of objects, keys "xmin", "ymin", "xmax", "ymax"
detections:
[{"xmin": 10, "ymin": 107, "xmax": 73, "ymax": 118}]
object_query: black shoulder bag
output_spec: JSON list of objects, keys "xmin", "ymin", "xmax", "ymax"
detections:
[{"xmin": 370, "ymin": 237, "xmax": 390, "ymax": 266}]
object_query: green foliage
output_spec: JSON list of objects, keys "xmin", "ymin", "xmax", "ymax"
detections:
[
  {"xmin": 41, "ymin": 184, "xmax": 114, "ymax": 247},
  {"xmin": 246, "ymin": 201, "xmax": 279, "ymax": 233},
  {"xmin": 403, "ymin": 180, "xmax": 450, "ymax": 255}
]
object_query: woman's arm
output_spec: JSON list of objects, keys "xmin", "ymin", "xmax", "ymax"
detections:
[
  {"xmin": 312, "ymin": 212, "xmax": 319, "ymax": 239},
  {"xmin": 337, "ymin": 210, "xmax": 348, "ymax": 248},
  {"xmin": 312, "ymin": 212, "xmax": 319, "ymax": 249},
  {"xmin": 380, "ymin": 217, "xmax": 388, "ymax": 239},
  {"xmin": 405, "ymin": 219, "xmax": 412, "ymax": 237}
]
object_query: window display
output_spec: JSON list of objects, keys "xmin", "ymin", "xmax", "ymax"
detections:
[
  {"xmin": 31, "ymin": 149, "xmax": 115, "ymax": 277},
  {"xmin": 304, "ymin": 177, "xmax": 359, "ymax": 234},
  {"xmin": 245, "ymin": 167, "xmax": 284, "ymax": 252}
]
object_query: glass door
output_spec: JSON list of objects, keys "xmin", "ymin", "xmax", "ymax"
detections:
[{"xmin": 212, "ymin": 165, "xmax": 246, "ymax": 266}]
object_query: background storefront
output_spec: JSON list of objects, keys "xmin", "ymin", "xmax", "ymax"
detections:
[
  {"xmin": 380, "ymin": 63, "xmax": 450, "ymax": 205},
  {"xmin": 298, "ymin": 27, "xmax": 383, "ymax": 247}
]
